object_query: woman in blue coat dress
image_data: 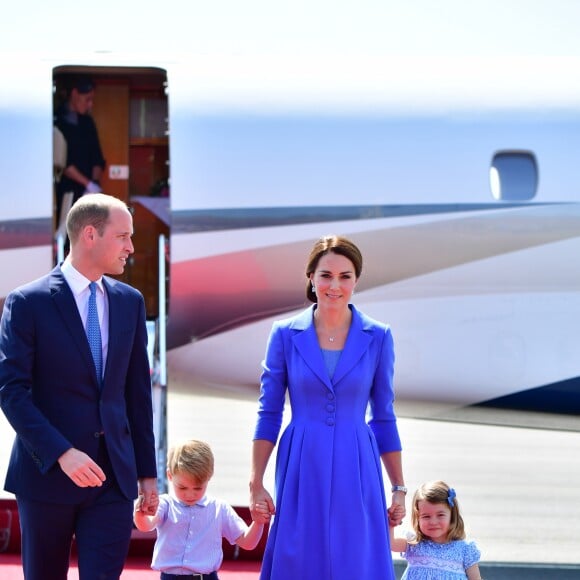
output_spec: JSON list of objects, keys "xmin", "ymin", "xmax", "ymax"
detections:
[{"xmin": 250, "ymin": 235, "xmax": 407, "ymax": 580}]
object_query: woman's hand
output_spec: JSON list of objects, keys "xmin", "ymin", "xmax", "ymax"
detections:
[{"xmin": 388, "ymin": 493, "xmax": 406, "ymax": 526}]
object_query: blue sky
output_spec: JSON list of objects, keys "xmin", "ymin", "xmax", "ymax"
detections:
[
  {"xmin": 2, "ymin": 1, "xmax": 580, "ymax": 219},
  {"xmin": 3, "ymin": 1, "xmax": 579, "ymax": 57},
  {"xmin": 2, "ymin": 1, "xmax": 580, "ymax": 112}
]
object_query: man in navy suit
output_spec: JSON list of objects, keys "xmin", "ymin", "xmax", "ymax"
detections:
[{"xmin": 0, "ymin": 194, "xmax": 159, "ymax": 580}]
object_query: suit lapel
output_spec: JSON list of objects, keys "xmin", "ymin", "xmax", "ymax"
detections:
[
  {"xmin": 50, "ymin": 267, "xmax": 97, "ymax": 383},
  {"xmin": 102, "ymin": 277, "xmax": 120, "ymax": 387}
]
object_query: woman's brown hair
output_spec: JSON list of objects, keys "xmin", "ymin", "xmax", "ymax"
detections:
[{"xmin": 305, "ymin": 235, "xmax": 363, "ymax": 303}]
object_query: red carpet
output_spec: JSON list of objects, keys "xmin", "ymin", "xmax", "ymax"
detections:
[{"xmin": 0, "ymin": 554, "xmax": 260, "ymax": 579}]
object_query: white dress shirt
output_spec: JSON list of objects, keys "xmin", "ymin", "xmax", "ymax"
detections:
[{"xmin": 61, "ymin": 259, "xmax": 109, "ymax": 371}]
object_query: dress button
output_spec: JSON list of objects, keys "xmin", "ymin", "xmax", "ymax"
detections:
[
  {"xmin": 326, "ymin": 404, "xmax": 335, "ymax": 413},
  {"xmin": 326, "ymin": 417, "xmax": 335, "ymax": 426},
  {"xmin": 327, "ymin": 392, "xmax": 335, "ymax": 400}
]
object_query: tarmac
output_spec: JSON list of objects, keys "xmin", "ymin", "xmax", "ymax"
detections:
[
  {"xmin": 2, "ymin": 389, "xmax": 580, "ymax": 578},
  {"xmin": 1, "ymin": 554, "xmax": 579, "ymax": 579}
]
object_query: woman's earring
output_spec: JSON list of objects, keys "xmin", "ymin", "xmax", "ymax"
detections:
[{"xmin": 311, "ymin": 283, "xmax": 316, "ymax": 292}]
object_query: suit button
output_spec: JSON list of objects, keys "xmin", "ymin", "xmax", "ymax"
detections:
[{"xmin": 94, "ymin": 431, "xmax": 105, "ymax": 438}]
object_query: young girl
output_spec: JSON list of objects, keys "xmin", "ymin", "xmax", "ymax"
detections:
[{"xmin": 389, "ymin": 480, "xmax": 482, "ymax": 579}]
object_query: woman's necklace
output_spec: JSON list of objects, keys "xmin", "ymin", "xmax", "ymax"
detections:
[{"xmin": 315, "ymin": 309, "xmax": 349, "ymax": 343}]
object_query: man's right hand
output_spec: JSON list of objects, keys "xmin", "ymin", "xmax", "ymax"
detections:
[{"xmin": 58, "ymin": 448, "xmax": 106, "ymax": 487}]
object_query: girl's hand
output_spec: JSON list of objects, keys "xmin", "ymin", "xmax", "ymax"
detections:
[{"xmin": 388, "ymin": 498, "xmax": 406, "ymax": 526}]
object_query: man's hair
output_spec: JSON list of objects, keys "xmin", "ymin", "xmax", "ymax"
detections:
[
  {"xmin": 66, "ymin": 194, "xmax": 128, "ymax": 243},
  {"xmin": 167, "ymin": 439, "xmax": 215, "ymax": 484},
  {"xmin": 69, "ymin": 75, "xmax": 95, "ymax": 95}
]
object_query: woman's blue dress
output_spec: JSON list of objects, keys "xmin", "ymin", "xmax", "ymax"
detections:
[{"xmin": 254, "ymin": 305, "xmax": 402, "ymax": 580}]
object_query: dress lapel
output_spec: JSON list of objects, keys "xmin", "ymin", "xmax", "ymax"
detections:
[
  {"xmin": 332, "ymin": 305, "xmax": 373, "ymax": 385},
  {"xmin": 285, "ymin": 305, "xmax": 376, "ymax": 390},
  {"xmin": 291, "ymin": 306, "xmax": 334, "ymax": 391}
]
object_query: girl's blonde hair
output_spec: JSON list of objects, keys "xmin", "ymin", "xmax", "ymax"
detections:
[{"xmin": 410, "ymin": 480, "xmax": 466, "ymax": 544}]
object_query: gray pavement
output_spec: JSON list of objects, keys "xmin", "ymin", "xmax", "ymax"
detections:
[{"xmin": 2, "ymin": 390, "xmax": 580, "ymax": 575}]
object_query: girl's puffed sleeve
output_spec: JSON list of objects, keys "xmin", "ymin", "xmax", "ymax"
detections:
[{"xmin": 464, "ymin": 540, "xmax": 481, "ymax": 568}]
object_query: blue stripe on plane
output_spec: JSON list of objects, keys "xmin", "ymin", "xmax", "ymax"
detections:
[
  {"xmin": 171, "ymin": 202, "xmax": 537, "ymax": 233},
  {"xmin": 0, "ymin": 202, "xmax": 561, "ymax": 249},
  {"xmin": 476, "ymin": 376, "xmax": 580, "ymax": 415}
]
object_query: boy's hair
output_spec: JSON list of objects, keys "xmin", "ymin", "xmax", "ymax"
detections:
[
  {"xmin": 410, "ymin": 480, "xmax": 466, "ymax": 544},
  {"xmin": 167, "ymin": 439, "xmax": 214, "ymax": 483}
]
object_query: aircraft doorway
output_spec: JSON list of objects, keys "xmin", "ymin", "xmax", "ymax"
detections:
[{"xmin": 52, "ymin": 65, "xmax": 170, "ymax": 321}]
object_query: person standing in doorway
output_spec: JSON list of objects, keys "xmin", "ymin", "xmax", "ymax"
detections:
[
  {"xmin": 0, "ymin": 193, "xmax": 158, "ymax": 580},
  {"xmin": 54, "ymin": 76, "xmax": 106, "ymax": 227}
]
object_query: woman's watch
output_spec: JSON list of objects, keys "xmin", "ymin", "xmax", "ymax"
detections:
[{"xmin": 391, "ymin": 485, "xmax": 407, "ymax": 494}]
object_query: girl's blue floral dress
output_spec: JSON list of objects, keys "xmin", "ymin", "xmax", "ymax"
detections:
[{"xmin": 400, "ymin": 537, "xmax": 481, "ymax": 579}]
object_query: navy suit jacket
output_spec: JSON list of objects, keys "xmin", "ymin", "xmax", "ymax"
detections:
[{"xmin": 0, "ymin": 266, "xmax": 157, "ymax": 503}]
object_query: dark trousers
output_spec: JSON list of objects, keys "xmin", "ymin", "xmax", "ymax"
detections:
[{"xmin": 17, "ymin": 442, "xmax": 133, "ymax": 580}]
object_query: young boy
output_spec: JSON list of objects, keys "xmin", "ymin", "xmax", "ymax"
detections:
[{"xmin": 134, "ymin": 439, "xmax": 269, "ymax": 580}]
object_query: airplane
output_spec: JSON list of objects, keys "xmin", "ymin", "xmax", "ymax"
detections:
[{"xmin": 1, "ymin": 4, "xmax": 579, "ymax": 437}]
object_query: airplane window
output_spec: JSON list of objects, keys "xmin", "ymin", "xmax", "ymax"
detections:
[{"xmin": 490, "ymin": 150, "xmax": 538, "ymax": 201}]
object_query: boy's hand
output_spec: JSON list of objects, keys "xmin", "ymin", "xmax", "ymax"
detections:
[
  {"xmin": 251, "ymin": 500, "xmax": 272, "ymax": 524},
  {"xmin": 250, "ymin": 486, "xmax": 275, "ymax": 522}
]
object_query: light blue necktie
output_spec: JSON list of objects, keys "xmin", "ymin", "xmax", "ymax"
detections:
[{"xmin": 87, "ymin": 282, "xmax": 103, "ymax": 384}]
